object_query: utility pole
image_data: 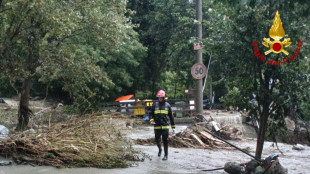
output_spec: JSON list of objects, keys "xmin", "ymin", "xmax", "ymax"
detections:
[{"xmin": 195, "ymin": 0, "xmax": 203, "ymax": 115}]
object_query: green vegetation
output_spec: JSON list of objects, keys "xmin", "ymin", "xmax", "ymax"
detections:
[
  {"xmin": 0, "ymin": 0, "xmax": 309, "ymax": 159},
  {"xmin": 219, "ymin": 87, "xmax": 242, "ymax": 110}
]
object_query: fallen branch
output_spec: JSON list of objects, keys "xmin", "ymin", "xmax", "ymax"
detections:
[{"xmin": 0, "ymin": 114, "xmax": 140, "ymax": 168}]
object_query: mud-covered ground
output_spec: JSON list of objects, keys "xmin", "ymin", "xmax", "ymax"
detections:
[
  {"xmin": 1, "ymin": 99, "xmax": 309, "ymax": 173},
  {"xmin": 1, "ymin": 125, "xmax": 310, "ymax": 174}
]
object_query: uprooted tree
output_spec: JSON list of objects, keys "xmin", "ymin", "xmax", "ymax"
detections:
[{"xmin": 0, "ymin": 0, "xmax": 145, "ymax": 130}]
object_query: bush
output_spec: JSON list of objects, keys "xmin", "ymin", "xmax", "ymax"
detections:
[{"xmin": 219, "ymin": 87, "xmax": 242, "ymax": 110}]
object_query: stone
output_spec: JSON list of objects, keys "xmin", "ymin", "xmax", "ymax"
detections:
[
  {"xmin": 224, "ymin": 162, "xmax": 242, "ymax": 174},
  {"xmin": 0, "ymin": 125, "xmax": 9, "ymax": 139},
  {"xmin": 254, "ymin": 166, "xmax": 264, "ymax": 174},
  {"xmin": 0, "ymin": 160, "xmax": 12, "ymax": 166},
  {"xmin": 293, "ymin": 144, "xmax": 305, "ymax": 151},
  {"xmin": 0, "ymin": 98, "xmax": 5, "ymax": 103},
  {"xmin": 245, "ymin": 159, "xmax": 260, "ymax": 173}
]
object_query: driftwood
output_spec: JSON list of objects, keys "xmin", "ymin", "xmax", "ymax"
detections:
[
  {"xmin": 0, "ymin": 114, "xmax": 138, "ymax": 168},
  {"xmin": 190, "ymin": 133, "xmax": 206, "ymax": 147},
  {"xmin": 136, "ymin": 126, "xmax": 238, "ymax": 150}
]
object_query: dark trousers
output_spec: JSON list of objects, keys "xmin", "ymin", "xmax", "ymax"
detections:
[{"xmin": 155, "ymin": 129, "xmax": 169, "ymax": 156}]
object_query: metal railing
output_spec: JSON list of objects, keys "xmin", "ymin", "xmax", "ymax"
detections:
[{"xmin": 101, "ymin": 99, "xmax": 196, "ymax": 117}]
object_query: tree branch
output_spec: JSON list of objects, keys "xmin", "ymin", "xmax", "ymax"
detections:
[{"xmin": 0, "ymin": 7, "xmax": 11, "ymax": 13}]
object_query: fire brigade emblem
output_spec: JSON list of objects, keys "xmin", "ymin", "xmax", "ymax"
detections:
[{"xmin": 263, "ymin": 11, "xmax": 291, "ymax": 55}]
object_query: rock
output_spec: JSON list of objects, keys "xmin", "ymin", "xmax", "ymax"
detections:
[
  {"xmin": 0, "ymin": 98, "xmax": 6, "ymax": 104},
  {"xmin": 224, "ymin": 162, "xmax": 242, "ymax": 174},
  {"xmin": 245, "ymin": 159, "xmax": 260, "ymax": 173},
  {"xmin": 254, "ymin": 166, "xmax": 264, "ymax": 174},
  {"xmin": 293, "ymin": 144, "xmax": 305, "ymax": 150},
  {"xmin": 0, "ymin": 160, "xmax": 12, "ymax": 166},
  {"xmin": 0, "ymin": 125, "xmax": 9, "ymax": 139}
]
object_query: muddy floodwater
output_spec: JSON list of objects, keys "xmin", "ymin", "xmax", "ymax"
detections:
[{"xmin": 1, "ymin": 125, "xmax": 310, "ymax": 174}]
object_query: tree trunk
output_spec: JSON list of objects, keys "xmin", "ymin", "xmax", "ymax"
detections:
[
  {"xmin": 255, "ymin": 72, "xmax": 271, "ymax": 159},
  {"xmin": 174, "ymin": 80, "xmax": 177, "ymax": 98},
  {"xmin": 16, "ymin": 78, "xmax": 32, "ymax": 131},
  {"xmin": 255, "ymin": 111, "xmax": 268, "ymax": 159},
  {"xmin": 16, "ymin": 24, "xmax": 34, "ymax": 131}
]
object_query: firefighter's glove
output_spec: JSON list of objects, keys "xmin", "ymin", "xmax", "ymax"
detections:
[
  {"xmin": 172, "ymin": 129, "xmax": 175, "ymax": 134},
  {"xmin": 150, "ymin": 119, "xmax": 155, "ymax": 125}
]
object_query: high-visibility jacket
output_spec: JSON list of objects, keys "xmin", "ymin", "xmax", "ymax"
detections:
[{"xmin": 150, "ymin": 101, "xmax": 175, "ymax": 130}]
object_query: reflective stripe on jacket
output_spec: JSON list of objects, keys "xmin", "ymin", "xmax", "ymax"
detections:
[{"xmin": 150, "ymin": 101, "xmax": 175, "ymax": 130}]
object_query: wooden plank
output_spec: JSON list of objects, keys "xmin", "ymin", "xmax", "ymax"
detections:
[
  {"xmin": 190, "ymin": 133, "xmax": 205, "ymax": 146},
  {"xmin": 200, "ymin": 131, "xmax": 222, "ymax": 143}
]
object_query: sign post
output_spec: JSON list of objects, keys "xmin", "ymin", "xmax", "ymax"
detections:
[{"xmin": 195, "ymin": 0, "xmax": 203, "ymax": 115}]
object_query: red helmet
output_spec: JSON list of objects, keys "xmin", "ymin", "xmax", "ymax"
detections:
[{"xmin": 156, "ymin": 90, "xmax": 166, "ymax": 98}]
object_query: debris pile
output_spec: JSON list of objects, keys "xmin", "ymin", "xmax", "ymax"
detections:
[
  {"xmin": 224, "ymin": 155, "xmax": 288, "ymax": 174},
  {"xmin": 284, "ymin": 118, "xmax": 310, "ymax": 146},
  {"xmin": 197, "ymin": 115, "xmax": 243, "ymax": 140},
  {"xmin": 0, "ymin": 114, "xmax": 139, "ymax": 168},
  {"xmin": 219, "ymin": 125, "xmax": 243, "ymax": 140},
  {"xmin": 136, "ymin": 126, "xmax": 244, "ymax": 150}
]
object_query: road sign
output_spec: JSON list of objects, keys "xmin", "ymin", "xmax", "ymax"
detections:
[
  {"xmin": 191, "ymin": 63, "xmax": 207, "ymax": 79},
  {"xmin": 185, "ymin": 89, "xmax": 196, "ymax": 94},
  {"xmin": 193, "ymin": 43, "xmax": 203, "ymax": 50}
]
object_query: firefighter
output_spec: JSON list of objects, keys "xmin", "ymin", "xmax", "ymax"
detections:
[{"xmin": 150, "ymin": 90, "xmax": 175, "ymax": 160}]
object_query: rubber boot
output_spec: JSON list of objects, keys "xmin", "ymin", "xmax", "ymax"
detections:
[
  {"xmin": 158, "ymin": 148, "xmax": 162, "ymax": 157},
  {"xmin": 162, "ymin": 155, "xmax": 168, "ymax": 160}
]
